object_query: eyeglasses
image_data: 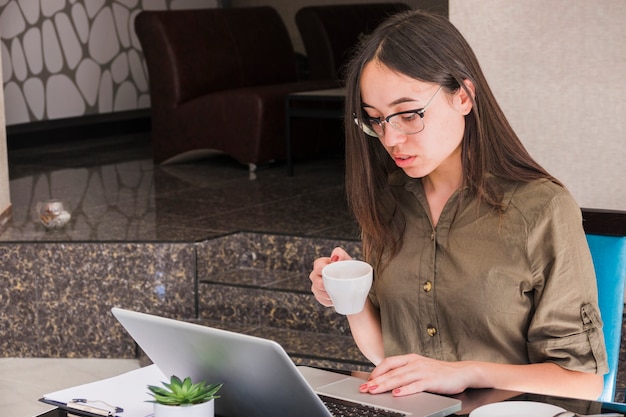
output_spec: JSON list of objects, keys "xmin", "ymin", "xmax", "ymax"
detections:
[{"xmin": 354, "ymin": 86, "xmax": 442, "ymax": 138}]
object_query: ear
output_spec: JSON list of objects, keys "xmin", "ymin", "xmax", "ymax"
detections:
[{"xmin": 455, "ymin": 79, "xmax": 475, "ymax": 116}]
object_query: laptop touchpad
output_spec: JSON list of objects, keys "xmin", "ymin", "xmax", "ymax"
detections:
[{"xmin": 317, "ymin": 378, "xmax": 460, "ymax": 416}]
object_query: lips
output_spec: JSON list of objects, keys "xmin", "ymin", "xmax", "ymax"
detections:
[{"xmin": 392, "ymin": 154, "xmax": 416, "ymax": 167}]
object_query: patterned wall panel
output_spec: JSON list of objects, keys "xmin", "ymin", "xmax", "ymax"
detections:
[{"xmin": 0, "ymin": 0, "xmax": 218, "ymax": 126}]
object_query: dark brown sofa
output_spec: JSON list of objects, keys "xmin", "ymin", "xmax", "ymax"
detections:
[
  {"xmin": 135, "ymin": 7, "xmax": 338, "ymax": 169},
  {"xmin": 296, "ymin": 3, "xmax": 412, "ymax": 81}
]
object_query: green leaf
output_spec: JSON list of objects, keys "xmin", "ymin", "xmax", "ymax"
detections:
[{"xmin": 146, "ymin": 375, "xmax": 222, "ymax": 405}]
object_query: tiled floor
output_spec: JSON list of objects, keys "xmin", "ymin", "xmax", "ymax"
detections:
[
  {"xmin": 1, "ymin": 132, "xmax": 357, "ymax": 417},
  {"xmin": 3, "ymin": 132, "xmax": 359, "ymax": 243}
]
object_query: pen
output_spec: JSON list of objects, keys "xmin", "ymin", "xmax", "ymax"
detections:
[
  {"xmin": 67, "ymin": 401, "xmax": 115, "ymax": 416},
  {"xmin": 69, "ymin": 398, "xmax": 124, "ymax": 416}
]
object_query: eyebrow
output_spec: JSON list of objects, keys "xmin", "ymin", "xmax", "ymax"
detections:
[{"xmin": 362, "ymin": 97, "xmax": 421, "ymax": 109}]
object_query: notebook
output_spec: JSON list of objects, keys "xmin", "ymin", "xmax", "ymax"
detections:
[{"xmin": 111, "ymin": 307, "xmax": 461, "ymax": 417}]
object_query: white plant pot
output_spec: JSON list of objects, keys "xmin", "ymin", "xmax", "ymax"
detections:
[{"xmin": 153, "ymin": 400, "xmax": 214, "ymax": 417}]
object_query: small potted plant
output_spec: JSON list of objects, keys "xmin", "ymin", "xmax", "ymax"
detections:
[{"xmin": 147, "ymin": 375, "xmax": 222, "ymax": 417}]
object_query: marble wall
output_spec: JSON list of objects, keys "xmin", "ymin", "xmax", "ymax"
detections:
[
  {"xmin": 1, "ymin": 240, "xmax": 197, "ymax": 358},
  {"xmin": 0, "ymin": 232, "xmax": 367, "ymax": 372}
]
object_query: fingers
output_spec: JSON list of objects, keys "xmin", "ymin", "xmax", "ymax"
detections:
[
  {"xmin": 309, "ymin": 247, "xmax": 352, "ymax": 307},
  {"xmin": 309, "ymin": 267, "xmax": 333, "ymax": 306},
  {"xmin": 360, "ymin": 371, "xmax": 425, "ymax": 396},
  {"xmin": 359, "ymin": 354, "xmax": 467, "ymax": 397},
  {"xmin": 358, "ymin": 355, "xmax": 427, "ymax": 396},
  {"xmin": 330, "ymin": 247, "xmax": 352, "ymax": 261},
  {"xmin": 359, "ymin": 356, "xmax": 401, "ymax": 394},
  {"xmin": 370, "ymin": 355, "xmax": 407, "ymax": 377}
]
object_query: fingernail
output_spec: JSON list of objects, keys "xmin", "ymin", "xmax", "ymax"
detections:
[
  {"xmin": 330, "ymin": 255, "xmax": 339, "ymax": 262},
  {"xmin": 393, "ymin": 388, "xmax": 401, "ymax": 395},
  {"xmin": 359, "ymin": 383, "xmax": 368, "ymax": 392},
  {"xmin": 369, "ymin": 385, "xmax": 378, "ymax": 391}
]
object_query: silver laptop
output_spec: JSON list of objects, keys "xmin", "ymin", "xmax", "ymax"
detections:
[{"xmin": 112, "ymin": 307, "xmax": 461, "ymax": 417}]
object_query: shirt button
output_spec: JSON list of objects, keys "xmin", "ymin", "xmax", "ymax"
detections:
[
  {"xmin": 430, "ymin": 232, "xmax": 435, "ymax": 241},
  {"xmin": 427, "ymin": 326, "xmax": 437, "ymax": 337},
  {"xmin": 423, "ymin": 281, "xmax": 433, "ymax": 292}
]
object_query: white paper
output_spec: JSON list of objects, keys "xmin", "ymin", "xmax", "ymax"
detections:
[{"xmin": 41, "ymin": 364, "xmax": 167, "ymax": 417}]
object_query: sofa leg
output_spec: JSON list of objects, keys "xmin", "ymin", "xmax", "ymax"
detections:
[{"xmin": 248, "ymin": 163, "xmax": 257, "ymax": 180}]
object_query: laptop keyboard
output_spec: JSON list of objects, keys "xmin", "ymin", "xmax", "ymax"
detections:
[{"xmin": 319, "ymin": 394, "xmax": 407, "ymax": 417}]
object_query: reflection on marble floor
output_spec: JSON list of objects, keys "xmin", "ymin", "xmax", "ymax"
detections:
[{"xmin": 3, "ymin": 132, "xmax": 359, "ymax": 242}]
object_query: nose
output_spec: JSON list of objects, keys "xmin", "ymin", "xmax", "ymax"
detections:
[{"xmin": 379, "ymin": 124, "xmax": 407, "ymax": 147}]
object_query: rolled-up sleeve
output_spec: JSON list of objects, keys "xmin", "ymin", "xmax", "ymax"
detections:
[{"xmin": 525, "ymin": 189, "xmax": 608, "ymax": 374}]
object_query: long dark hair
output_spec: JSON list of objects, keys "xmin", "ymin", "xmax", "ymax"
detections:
[{"xmin": 343, "ymin": 10, "xmax": 559, "ymax": 267}]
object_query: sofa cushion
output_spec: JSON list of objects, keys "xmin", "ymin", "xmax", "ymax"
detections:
[{"xmin": 135, "ymin": 7, "xmax": 299, "ymax": 106}]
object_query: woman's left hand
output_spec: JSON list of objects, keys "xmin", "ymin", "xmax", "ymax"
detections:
[
  {"xmin": 359, "ymin": 353, "xmax": 604, "ymax": 400},
  {"xmin": 359, "ymin": 354, "xmax": 475, "ymax": 396}
]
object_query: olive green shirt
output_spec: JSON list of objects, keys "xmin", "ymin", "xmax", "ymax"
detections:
[{"xmin": 369, "ymin": 172, "xmax": 608, "ymax": 375}]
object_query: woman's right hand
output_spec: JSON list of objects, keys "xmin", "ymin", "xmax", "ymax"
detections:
[
  {"xmin": 309, "ymin": 247, "xmax": 352, "ymax": 307},
  {"xmin": 311, "ymin": 248, "xmax": 384, "ymax": 365}
]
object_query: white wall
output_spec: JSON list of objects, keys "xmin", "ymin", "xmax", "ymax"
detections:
[{"xmin": 449, "ymin": 0, "xmax": 626, "ymax": 211}]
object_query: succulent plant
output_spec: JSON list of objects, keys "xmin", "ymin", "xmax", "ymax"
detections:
[{"xmin": 147, "ymin": 375, "xmax": 222, "ymax": 406}]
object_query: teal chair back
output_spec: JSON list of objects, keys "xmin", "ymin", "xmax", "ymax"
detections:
[{"xmin": 586, "ymin": 234, "xmax": 626, "ymax": 403}]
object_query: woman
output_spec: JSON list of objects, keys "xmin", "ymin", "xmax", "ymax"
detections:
[{"xmin": 309, "ymin": 10, "xmax": 607, "ymax": 400}]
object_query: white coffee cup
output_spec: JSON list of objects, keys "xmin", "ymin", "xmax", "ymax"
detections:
[{"xmin": 322, "ymin": 260, "xmax": 373, "ymax": 315}]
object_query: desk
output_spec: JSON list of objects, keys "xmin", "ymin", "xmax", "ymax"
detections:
[
  {"xmin": 285, "ymin": 88, "xmax": 345, "ymax": 176},
  {"xmin": 35, "ymin": 390, "xmax": 626, "ymax": 417},
  {"xmin": 451, "ymin": 389, "xmax": 626, "ymax": 416}
]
